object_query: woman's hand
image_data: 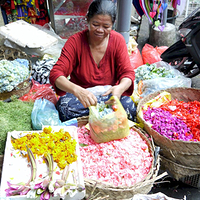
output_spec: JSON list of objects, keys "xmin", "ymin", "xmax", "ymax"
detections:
[
  {"xmin": 102, "ymin": 77, "xmax": 132, "ymax": 99},
  {"xmin": 55, "ymin": 76, "xmax": 97, "ymax": 108},
  {"xmin": 74, "ymin": 87, "xmax": 98, "ymax": 108},
  {"xmin": 102, "ymin": 85, "xmax": 123, "ymax": 99}
]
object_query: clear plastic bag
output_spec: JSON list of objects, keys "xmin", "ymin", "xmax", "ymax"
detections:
[
  {"xmin": 89, "ymin": 96, "xmax": 129, "ymax": 143},
  {"xmin": 134, "ymin": 61, "xmax": 192, "ymax": 98},
  {"xmin": 139, "ymin": 77, "xmax": 191, "ymax": 97},
  {"xmin": 31, "ymin": 98, "xmax": 62, "ymax": 130}
]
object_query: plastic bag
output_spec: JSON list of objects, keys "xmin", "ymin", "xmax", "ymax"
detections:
[
  {"xmin": 142, "ymin": 44, "xmax": 168, "ymax": 64},
  {"xmin": 155, "ymin": 45, "xmax": 168, "ymax": 55},
  {"xmin": 134, "ymin": 61, "xmax": 192, "ymax": 100},
  {"xmin": 132, "ymin": 192, "xmax": 181, "ymax": 200},
  {"xmin": 139, "ymin": 77, "xmax": 191, "ymax": 97},
  {"xmin": 31, "ymin": 98, "xmax": 62, "ymax": 130},
  {"xmin": 88, "ymin": 96, "xmax": 129, "ymax": 143},
  {"xmin": 19, "ymin": 79, "xmax": 58, "ymax": 105},
  {"xmin": 129, "ymin": 48, "xmax": 144, "ymax": 70}
]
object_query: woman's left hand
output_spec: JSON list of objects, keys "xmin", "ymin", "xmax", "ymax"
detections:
[
  {"xmin": 102, "ymin": 85, "xmax": 123, "ymax": 99},
  {"xmin": 102, "ymin": 77, "xmax": 132, "ymax": 99}
]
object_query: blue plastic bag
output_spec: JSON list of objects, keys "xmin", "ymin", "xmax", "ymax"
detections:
[
  {"xmin": 31, "ymin": 98, "xmax": 78, "ymax": 130},
  {"xmin": 31, "ymin": 98, "xmax": 62, "ymax": 130}
]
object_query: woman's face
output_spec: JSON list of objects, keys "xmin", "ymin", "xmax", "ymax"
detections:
[{"xmin": 87, "ymin": 14, "xmax": 113, "ymax": 41}]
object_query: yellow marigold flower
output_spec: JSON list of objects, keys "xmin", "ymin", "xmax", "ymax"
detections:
[
  {"xmin": 43, "ymin": 126, "xmax": 52, "ymax": 134},
  {"xmin": 11, "ymin": 127, "xmax": 77, "ymax": 169}
]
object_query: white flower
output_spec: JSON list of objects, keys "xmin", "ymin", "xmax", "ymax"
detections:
[
  {"xmin": 27, "ymin": 189, "xmax": 38, "ymax": 198},
  {"xmin": 48, "ymin": 180, "xmax": 55, "ymax": 193}
]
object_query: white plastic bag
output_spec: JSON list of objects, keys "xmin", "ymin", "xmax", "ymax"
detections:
[{"xmin": 134, "ymin": 61, "xmax": 192, "ymax": 98}]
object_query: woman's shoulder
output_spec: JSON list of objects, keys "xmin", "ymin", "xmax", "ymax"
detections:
[
  {"xmin": 68, "ymin": 29, "xmax": 88, "ymax": 42},
  {"xmin": 110, "ymin": 30, "xmax": 126, "ymax": 43}
]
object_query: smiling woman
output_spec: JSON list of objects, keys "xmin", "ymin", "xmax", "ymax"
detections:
[{"xmin": 49, "ymin": 0, "xmax": 136, "ymax": 122}]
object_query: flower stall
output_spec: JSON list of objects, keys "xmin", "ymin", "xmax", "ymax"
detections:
[{"xmin": 0, "ymin": 103, "xmax": 163, "ymax": 200}]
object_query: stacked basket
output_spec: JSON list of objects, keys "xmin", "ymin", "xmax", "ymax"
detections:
[
  {"xmin": 137, "ymin": 87, "xmax": 200, "ymax": 188},
  {"xmin": 0, "ymin": 46, "xmax": 32, "ymax": 101},
  {"xmin": 77, "ymin": 116, "xmax": 163, "ymax": 200}
]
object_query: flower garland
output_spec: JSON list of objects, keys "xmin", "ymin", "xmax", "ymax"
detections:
[{"xmin": 11, "ymin": 126, "xmax": 77, "ymax": 169}]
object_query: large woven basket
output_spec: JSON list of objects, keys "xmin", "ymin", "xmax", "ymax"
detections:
[
  {"xmin": 160, "ymin": 155, "xmax": 200, "ymax": 188},
  {"xmin": 0, "ymin": 46, "xmax": 32, "ymax": 101},
  {"xmin": 137, "ymin": 87, "xmax": 200, "ymax": 172},
  {"xmin": 77, "ymin": 116, "xmax": 162, "ymax": 200}
]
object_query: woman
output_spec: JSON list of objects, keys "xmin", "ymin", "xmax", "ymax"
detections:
[{"xmin": 49, "ymin": 0, "xmax": 136, "ymax": 121}]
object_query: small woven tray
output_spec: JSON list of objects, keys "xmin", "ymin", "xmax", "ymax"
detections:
[
  {"xmin": 77, "ymin": 116, "xmax": 162, "ymax": 200},
  {"xmin": 0, "ymin": 46, "xmax": 32, "ymax": 100},
  {"xmin": 137, "ymin": 87, "xmax": 200, "ymax": 169}
]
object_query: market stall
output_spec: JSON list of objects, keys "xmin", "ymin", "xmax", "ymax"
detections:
[{"xmin": 0, "ymin": 1, "xmax": 200, "ymax": 199}]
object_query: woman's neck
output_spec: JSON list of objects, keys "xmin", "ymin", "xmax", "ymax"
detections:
[{"xmin": 87, "ymin": 32, "xmax": 110, "ymax": 48}]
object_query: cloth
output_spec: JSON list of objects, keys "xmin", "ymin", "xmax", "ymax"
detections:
[
  {"xmin": 56, "ymin": 93, "xmax": 136, "ymax": 122},
  {"xmin": 49, "ymin": 29, "xmax": 135, "ymax": 97},
  {"xmin": 32, "ymin": 58, "xmax": 56, "ymax": 84}
]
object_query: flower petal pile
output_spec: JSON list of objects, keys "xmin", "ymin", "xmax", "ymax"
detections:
[
  {"xmin": 78, "ymin": 126, "xmax": 153, "ymax": 186},
  {"xmin": 143, "ymin": 99, "xmax": 200, "ymax": 141}
]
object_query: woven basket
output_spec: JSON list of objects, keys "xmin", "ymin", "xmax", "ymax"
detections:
[
  {"xmin": 161, "ymin": 155, "xmax": 200, "ymax": 188},
  {"xmin": 0, "ymin": 46, "xmax": 32, "ymax": 100},
  {"xmin": 137, "ymin": 87, "xmax": 200, "ymax": 170},
  {"xmin": 77, "ymin": 116, "xmax": 162, "ymax": 200}
]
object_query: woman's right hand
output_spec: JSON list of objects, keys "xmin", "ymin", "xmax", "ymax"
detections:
[
  {"xmin": 55, "ymin": 76, "xmax": 97, "ymax": 108},
  {"xmin": 74, "ymin": 87, "xmax": 98, "ymax": 108}
]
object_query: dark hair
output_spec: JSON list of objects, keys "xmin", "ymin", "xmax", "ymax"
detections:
[{"xmin": 86, "ymin": 0, "xmax": 117, "ymax": 24}]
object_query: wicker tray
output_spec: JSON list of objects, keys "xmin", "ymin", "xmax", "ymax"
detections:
[
  {"xmin": 137, "ymin": 87, "xmax": 200, "ymax": 169},
  {"xmin": 77, "ymin": 116, "xmax": 162, "ymax": 200},
  {"xmin": 0, "ymin": 46, "xmax": 32, "ymax": 100}
]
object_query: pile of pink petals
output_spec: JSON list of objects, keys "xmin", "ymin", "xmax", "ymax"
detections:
[{"xmin": 77, "ymin": 126, "xmax": 153, "ymax": 187}]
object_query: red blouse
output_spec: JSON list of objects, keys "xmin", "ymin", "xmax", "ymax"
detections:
[{"xmin": 49, "ymin": 29, "xmax": 135, "ymax": 96}]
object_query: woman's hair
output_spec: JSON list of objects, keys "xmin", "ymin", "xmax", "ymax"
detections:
[{"xmin": 86, "ymin": 0, "xmax": 117, "ymax": 24}]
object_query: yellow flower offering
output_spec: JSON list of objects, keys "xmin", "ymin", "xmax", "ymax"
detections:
[{"xmin": 11, "ymin": 126, "xmax": 77, "ymax": 169}]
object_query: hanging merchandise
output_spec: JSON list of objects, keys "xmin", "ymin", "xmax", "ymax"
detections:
[
  {"xmin": 132, "ymin": 0, "xmax": 186, "ymax": 29},
  {"xmin": 0, "ymin": 0, "xmax": 49, "ymax": 26}
]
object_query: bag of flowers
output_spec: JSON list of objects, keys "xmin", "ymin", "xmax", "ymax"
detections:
[
  {"xmin": 88, "ymin": 96, "xmax": 129, "ymax": 143},
  {"xmin": 137, "ymin": 87, "xmax": 200, "ymax": 171}
]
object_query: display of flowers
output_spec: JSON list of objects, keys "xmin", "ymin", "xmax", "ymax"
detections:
[
  {"xmin": 78, "ymin": 126, "xmax": 153, "ymax": 186},
  {"xmin": 141, "ymin": 92, "xmax": 200, "ymax": 141},
  {"xmin": 4, "ymin": 126, "xmax": 85, "ymax": 200},
  {"xmin": 0, "ymin": 58, "xmax": 29, "ymax": 93},
  {"xmin": 135, "ymin": 62, "xmax": 177, "ymax": 84}
]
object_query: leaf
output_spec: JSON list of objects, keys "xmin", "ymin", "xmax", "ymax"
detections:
[{"xmin": 79, "ymin": 143, "xmax": 88, "ymax": 147}]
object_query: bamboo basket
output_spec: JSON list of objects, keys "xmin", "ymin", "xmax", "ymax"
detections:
[
  {"xmin": 161, "ymin": 155, "xmax": 200, "ymax": 188},
  {"xmin": 0, "ymin": 46, "xmax": 32, "ymax": 100},
  {"xmin": 137, "ymin": 87, "xmax": 200, "ymax": 171},
  {"xmin": 77, "ymin": 116, "xmax": 163, "ymax": 200}
]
